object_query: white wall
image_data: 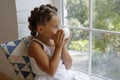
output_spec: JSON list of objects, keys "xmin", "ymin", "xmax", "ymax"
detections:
[{"xmin": 52, "ymin": 0, "xmax": 62, "ymax": 19}]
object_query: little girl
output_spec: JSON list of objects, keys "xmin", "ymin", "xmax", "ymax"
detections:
[{"xmin": 27, "ymin": 4, "xmax": 90, "ymax": 80}]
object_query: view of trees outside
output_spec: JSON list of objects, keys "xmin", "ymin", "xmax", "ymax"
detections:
[
  {"xmin": 63, "ymin": 0, "xmax": 120, "ymax": 80},
  {"xmin": 64, "ymin": 0, "xmax": 90, "ymax": 74}
]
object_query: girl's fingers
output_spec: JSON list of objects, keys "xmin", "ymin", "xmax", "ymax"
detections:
[
  {"xmin": 59, "ymin": 32, "xmax": 64, "ymax": 44},
  {"xmin": 54, "ymin": 30, "xmax": 61, "ymax": 40},
  {"xmin": 54, "ymin": 30, "xmax": 64, "ymax": 44}
]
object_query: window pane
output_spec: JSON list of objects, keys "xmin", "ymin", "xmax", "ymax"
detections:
[
  {"xmin": 93, "ymin": 0, "xmax": 120, "ymax": 32},
  {"xmin": 68, "ymin": 28, "xmax": 89, "ymax": 72},
  {"xmin": 64, "ymin": 0, "xmax": 89, "ymax": 27},
  {"xmin": 92, "ymin": 31, "xmax": 120, "ymax": 80}
]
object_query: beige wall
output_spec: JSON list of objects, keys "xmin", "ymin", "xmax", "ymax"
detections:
[{"xmin": 0, "ymin": 0, "xmax": 18, "ymax": 43}]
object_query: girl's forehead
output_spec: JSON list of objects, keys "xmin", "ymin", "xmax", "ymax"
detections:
[{"xmin": 47, "ymin": 15, "xmax": 61, "ymax": 25}]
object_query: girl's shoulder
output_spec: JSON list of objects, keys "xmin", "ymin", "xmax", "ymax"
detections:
[
  {"xmin": 28, "ymin": 38, "xmax": 44, "ymax": 49},
  {"xmin": 30, "ymin": 38, "xmax": 45, "ymax": 45}
]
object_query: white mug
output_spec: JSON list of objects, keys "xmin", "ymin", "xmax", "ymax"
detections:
[{"xmin": 62, "ymin": 27, "xmax": 70, "ymax": 39}]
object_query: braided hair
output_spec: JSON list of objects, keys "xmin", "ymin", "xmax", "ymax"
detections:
[{"xmin": 28, "ymin": 4, "xmax": 58, "ymax": 37}]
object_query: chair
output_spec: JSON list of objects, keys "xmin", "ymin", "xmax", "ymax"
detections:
[{"xmin": 0, "ymin": 36, "xmax": 35, "ymax": 80}]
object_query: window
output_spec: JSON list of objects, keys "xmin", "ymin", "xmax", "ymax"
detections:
[{"xmin": 61, "ymin": 0, "xmax": 120, "ymax": 80}]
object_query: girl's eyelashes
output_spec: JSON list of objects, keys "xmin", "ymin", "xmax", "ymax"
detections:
[{"xmin": 53, "ymin": 25, "xmax": 59, "ymax": 29}]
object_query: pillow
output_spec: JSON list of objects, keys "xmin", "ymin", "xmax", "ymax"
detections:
[{"xmin": 0, "ymin": 36, "xmax": 35, "ymax": 80}]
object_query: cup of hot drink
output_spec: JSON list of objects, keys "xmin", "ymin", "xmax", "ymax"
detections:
[{"xmin": 62, "ymin": 27, "xmax": 70, "ymax": 39}]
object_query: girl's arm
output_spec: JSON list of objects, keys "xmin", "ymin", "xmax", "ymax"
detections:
[
  {"xmin": 28, "ymin": 30, "xmax": 64, "ymax": 76},
  {"xmin": 61, "ymin": 32, "xmax": 73, "ymax": 69},
  {"xmin": 61, "ymin": 46, "xmax": 72, "ymax": 69}
]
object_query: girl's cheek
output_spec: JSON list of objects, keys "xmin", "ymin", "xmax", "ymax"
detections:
[
  {"xmin": 53, "ymin": 29, "xmax": 58, "ymax": 35},
  {"xmin": 53, "ymin": 27, "xmax": 60, "ymax": 35}
]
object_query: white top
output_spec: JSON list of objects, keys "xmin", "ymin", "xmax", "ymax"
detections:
[
  {"xmin": 29, "ymin": 39, "xmax": 90, "ymax": 80},
  {"xmin": 29, "ymin": 39, "xmax": 72, "ymax": 80}
]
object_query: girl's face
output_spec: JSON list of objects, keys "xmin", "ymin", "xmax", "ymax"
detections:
[{"xmin": 40, "ymin": 15, "xmax": 61, "ymax": 39}]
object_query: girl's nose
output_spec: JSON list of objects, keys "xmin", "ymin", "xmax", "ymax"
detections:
[
  {"xmin": 58, "ymin": 26, "xmax": 64, "ymax": 31},
  {"xmin": 57, "ymin": 26, "xmax": 61, "ymax": 30}
]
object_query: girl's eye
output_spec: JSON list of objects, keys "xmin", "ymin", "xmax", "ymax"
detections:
[{"xmin": 53, "ymin": 25, "xmax": 58, "ymax": 29}]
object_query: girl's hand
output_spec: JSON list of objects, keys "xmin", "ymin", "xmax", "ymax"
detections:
[
  {"xmin": 63, "ymin": 32, "xmax": 72, "ymax": 46},
  {"xmin": 54, "ymin": 29, "xmax": 65, "ymax": 48}
]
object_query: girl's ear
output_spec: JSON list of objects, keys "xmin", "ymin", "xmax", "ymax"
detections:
[{"xmin": 37, "ymin": 26, "xmax": 43, "ymax": 33}]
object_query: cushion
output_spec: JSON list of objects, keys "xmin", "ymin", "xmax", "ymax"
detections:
[{"xmin": 0, "ymin": 36, "xmax": 35, "ymax": 80}]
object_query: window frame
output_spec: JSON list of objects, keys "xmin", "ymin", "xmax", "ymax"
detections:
[{"xmin": 59, "ymin": 0, "xmax": 120, "ymax": 80}]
